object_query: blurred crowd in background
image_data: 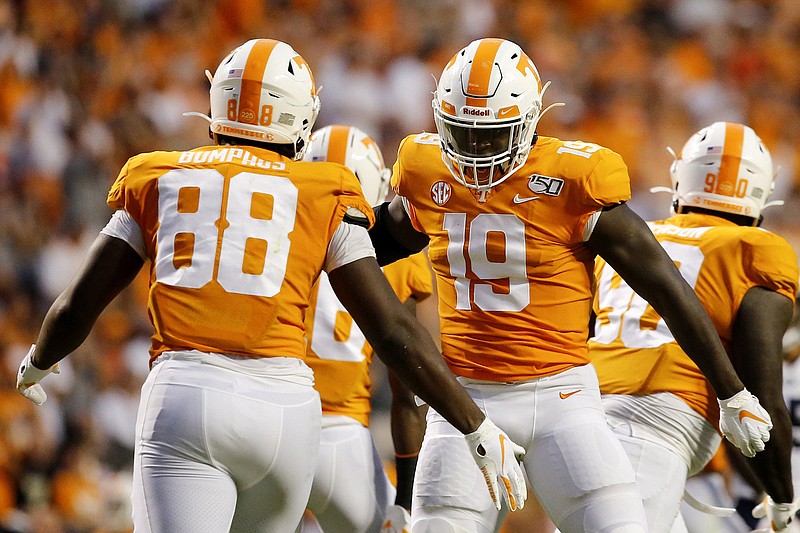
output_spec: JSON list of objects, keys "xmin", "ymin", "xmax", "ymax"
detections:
[{"xmin": 1, "ymin": 0, "xmax": 800, "ymax": 531}]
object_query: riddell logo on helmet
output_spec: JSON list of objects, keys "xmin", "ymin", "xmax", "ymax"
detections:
[{"xmin": 462, "ymin": 107, "xmax": 492, "ymax": 117}]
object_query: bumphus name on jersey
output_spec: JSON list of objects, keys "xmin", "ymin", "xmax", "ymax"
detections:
[{"xmin": 178, "ymin": 148, "xmax": 288, "ymax": 170}]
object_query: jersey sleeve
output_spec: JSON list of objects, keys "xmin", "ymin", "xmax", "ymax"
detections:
[
  {"xmin": 333, "ymin": 167, "xmax": 375, "ymax": 233},
  {"xmin": 581, "ymin": 149, "xmax": 632, "ymax": 208},
  {"xmin": 742, "ymin": 231, "xmax": 799, "ymax": 301},
  {"xmin": 106, "ymin": 154, "xmax": 154, "ymax": 234},
  {"xmin": 390, "ymin": 135, "xmax": 415, "ymax": 198},
  {"xmin": 107, "ymin": 158, "xmax": 132, "ymax": 212},
  {"xmin": 390, "ymin": 135, "xmax": 430, "ymax": 234},
  {"xmin": 571, "ymin": 148, "xmax": 632, "ymax": 242}
]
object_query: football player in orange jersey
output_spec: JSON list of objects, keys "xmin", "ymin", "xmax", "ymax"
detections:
[
  {"xmin": 14, "ymin": 39, "xmax": 527, "ymax": 533},
  {"xmin": 369, "ymin": 38, "xmax": 774, "ymax": 533},
  {"xmin": 590, "ymin": 122, "xmax": 799, "ymax": 533},
  {"xmin": 296, "ymin": 124, "xmax": 430, "ymax": 533}
]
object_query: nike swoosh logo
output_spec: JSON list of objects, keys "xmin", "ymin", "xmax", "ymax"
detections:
[
  {"xmin": 559, "ymin": 389, "xmax": 582, "ymax": 399},
  {"xmin": 513, "ymin": 194, "xmax": 539, "ymax": 204},
  {"xmin": 739, "ymin": 410, "xmax": 768, "ymax": 424}
]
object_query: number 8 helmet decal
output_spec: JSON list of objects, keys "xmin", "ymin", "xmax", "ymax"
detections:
[
  {"xmin": 432, "ymin": 38, "xmax": 560, "ymax": 191},
  {"xmin": 304, "ymin": 125, "xmax": 391, "ymax": 206},
  {"xmin": 196, "ymin": 39, "xmax": 320, "ymax": 160},
  {"xmin": 668, "ymin": 122, "xmax": 782, "ymax": 223}
]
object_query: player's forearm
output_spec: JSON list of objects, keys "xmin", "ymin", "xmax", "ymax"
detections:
[
  {"xmin": 34, "ymin": 293, "xmax": 97, "ymax": 368},
  {"xmin": 747, "ymin": 405, "xmax": 794, "ymax": 503},
  {"xmin": 374, "ymin": 323, "xmax": 484, "ymax": 435}
]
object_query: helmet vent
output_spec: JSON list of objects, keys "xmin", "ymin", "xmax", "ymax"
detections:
[
  {"xmin": 699, "ymin": 133, "xmax": 707, "ymax": 141},
  {"xmin": 511, "ymin": 53, "xmax": 518, "ymax": 59},
  {"xmin": 511, "ymin": 92, "xmax": 520, "ymax": 97},
  {"xmin": 288, "ymin": 60, "xmax": 294, "ymax": 75},
  {"xmin": 268, "ymin": 92, "xmax": 281, "ymax": 98}
]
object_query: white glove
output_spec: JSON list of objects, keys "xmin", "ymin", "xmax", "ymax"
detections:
[
  {"xmin": 718, "ymin": 388, "xmax": 772, "ymax": 458},
  {"xmin": 751, "ymin": 496, "xmax": 800, "ymax": 532},
  {"xmin": 464, "ymin": 418, "xmax": 527, "ymax": 512},
  {"xmin": 16, "ymin": 344, "xmax": 59, "ymax": 406},
  {"xmin": 381, "ymin": 505, "xmax": 411, "ymax": 533}
]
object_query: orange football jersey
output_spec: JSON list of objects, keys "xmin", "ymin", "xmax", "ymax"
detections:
[
  {"xmin": 391, "ymin": 133, "xmax": 631, "ymax": 382},
  {"xmin": 591, "ymin": 213, "xmax": 799, "ymax": 425},
  {"xmin": 304, "ymin": 252, "xmax": 433, "ymax": 426},
  {"xmin": 107, "ymin": 145, "xmax": 374, "ymax": 365}
]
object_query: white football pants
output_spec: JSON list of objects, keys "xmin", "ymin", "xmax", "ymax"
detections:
[
  {"xmin": 602, "ymin": 393, "xmax": 721, "ymax": 533},
  {"xmin": 411, "ymin": 363, "xmax": 648, "ymax": 533},
  {"xmin": 297, "ymin": 416, "xmax": 395, "ymax": 533},
  {"xmin": 131, "ymin": 353, "xmax": 321, "ymax": 533}
]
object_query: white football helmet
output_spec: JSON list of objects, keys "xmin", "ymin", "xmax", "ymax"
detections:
[
  {"xmin": 669, "ymin": 122, "xmax": 781, "ymax": 223},
  {"xmin": 206, "ymin": 39, "xmax": 320, "ymax": 160},
  {"xmin": 432, "ymin": 38, "xmax": 556, "ymax": 191},
  {"xmin": 304, "ymin": 125, "xmax": 390, "ymax": 206}
]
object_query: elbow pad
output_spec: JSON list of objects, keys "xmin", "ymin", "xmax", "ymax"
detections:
[{"xmin": 369, "ymin": 202, "xmax": 427, "ymax": 266}]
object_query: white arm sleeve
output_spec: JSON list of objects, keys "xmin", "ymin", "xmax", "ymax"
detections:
[
  {"xmin": 100, "ymin": 210, "xmax": 147, "ymax": 260},
  {"xmin": 324, "ymin": 222, "xmax": 376, "ymax": 273}
]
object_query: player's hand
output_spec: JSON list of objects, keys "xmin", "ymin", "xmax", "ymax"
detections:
[
  {"xmin": 381, "ymin": 505, "xmax": 411, "ymax": 533},
  {"xmin": 718, "ymin": 388, "xmax": 772, "ymax": 458},
  {"xmin": 464, "ymin": 417, "xmax": 527, "ymax": 512},
  {"xmin": 751, "ymin": 496, "xmax": 800, "ymax": 532},
  {"xmin": 16, "ymin": 345, "xmax": 59, "ymax": 406}
]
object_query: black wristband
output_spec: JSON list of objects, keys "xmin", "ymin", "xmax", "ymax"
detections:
[{"xmin": 394, "ymin": 454, "xmax": 418, "ymax": 509}]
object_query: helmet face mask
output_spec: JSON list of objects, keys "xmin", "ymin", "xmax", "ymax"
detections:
[
  {"xmin": 432, "ymin": 38, "xmax": 546, "ymax": 191},
  {"xmin": 303, "ymin": 125, "xmax": 390, "ymax": 206},
  {"xmin": 670, "ymin": 122, "xmax": 777, "ymax": 223},
  {"xmin": 208, "ymin": 39, "xmax": 320, "ymax": 160}
]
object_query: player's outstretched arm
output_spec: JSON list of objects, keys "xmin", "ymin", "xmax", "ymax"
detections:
[
  {"xmin": 729, "ymin": 287, "xmax": 795, "ymax": 513},
  {"xmin": 588, "ymin": 203, "xmax": 772, "ymax": 457},
  {"xmin": 329, "ymin": 257, "xmax": 527, "ymax": 511},
  {"xmin": 17, "ymin": 234, "xmax": 144, "ymax": 404}
]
